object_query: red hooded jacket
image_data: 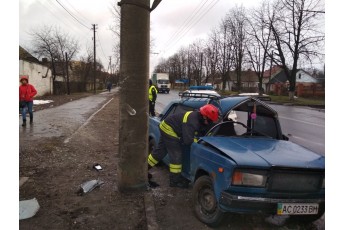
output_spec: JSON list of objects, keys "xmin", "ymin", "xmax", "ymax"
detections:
[{"xmin": 19, "ymin": 84, "xmax": 37, "ymax": 102}]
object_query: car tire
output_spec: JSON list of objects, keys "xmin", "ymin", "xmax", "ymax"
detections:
[{"xmin": 192, "ymin": 175, "xmax": 225, "ymax": 227}]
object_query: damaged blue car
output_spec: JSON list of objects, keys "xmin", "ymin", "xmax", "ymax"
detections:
[{"xmin": 148, "ymin": 93, "xmax": 325, "ymax": 227}]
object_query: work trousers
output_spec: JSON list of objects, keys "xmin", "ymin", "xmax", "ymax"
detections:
[
  {"xmin": 149, "ymin": 100, "xmax": 156, "ymax": 116},
  {"xmin": 148, "ymin": 130, "xmax": 183, "ymax": 173}
]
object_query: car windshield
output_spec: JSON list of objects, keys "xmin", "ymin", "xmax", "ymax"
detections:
[{"xmin": 157, "ymin": 79, "xmax": 169, "ymax": 84}]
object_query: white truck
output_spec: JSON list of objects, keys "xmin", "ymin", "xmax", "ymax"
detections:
[{"xmin": 151, "ymin": 73, "xmax": 170, "ymax": 94}]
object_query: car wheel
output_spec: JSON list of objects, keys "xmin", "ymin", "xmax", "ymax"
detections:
[{"xmin": 192, "ymin": 175, "xmax": 225, "ymax": 227}]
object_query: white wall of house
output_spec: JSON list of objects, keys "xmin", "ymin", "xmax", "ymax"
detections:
[
  {"xmin": 296, "ymin": 70, "xmax": 318, "ymax": 83},
  {"xmin": 19, "ymin": 60, "xmax": 53, "ymax": 96}
]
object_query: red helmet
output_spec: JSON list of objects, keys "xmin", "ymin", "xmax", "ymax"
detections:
[{"xmin": 200, "ymin": 104, "xmax": 219, "ymax": 122}]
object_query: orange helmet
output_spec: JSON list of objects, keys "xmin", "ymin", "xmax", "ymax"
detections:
[
  {"xmin": 199, "ymin": 104, "xmax": 219, "ymax": 122},
  {"xmin": 20, "ymin": 75, "xmax": 29, "ymax": 82}
]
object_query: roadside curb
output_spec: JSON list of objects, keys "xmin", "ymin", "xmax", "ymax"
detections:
[{"xmin": 144, "ymin": 192, "xmax": 159, "ymax": 230}]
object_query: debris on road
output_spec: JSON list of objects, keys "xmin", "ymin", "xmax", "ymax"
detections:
[
  {"xmin": 77, "ymin": 179, "xmax": 105, "ymax": 195},
  {"xmin": 19, "ymin": 198, "xmax": 40, "ymax": 220},
  {"xmin": 93, "ymin": 163, "xmax": 103, "ymax": 171}
]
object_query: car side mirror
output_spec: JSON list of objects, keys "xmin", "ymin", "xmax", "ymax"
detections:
[{"xmin": 282, "ymin": 134, "xmax": 289, "ymax": 141}]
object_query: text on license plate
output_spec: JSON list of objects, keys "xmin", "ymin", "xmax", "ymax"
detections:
[{"xmin": 277, "ymin": 203, "xmax": 319, "ymax": 215}]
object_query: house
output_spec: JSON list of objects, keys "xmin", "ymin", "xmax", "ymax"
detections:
[
  {"xmin": 267, "ymin": 68, "xmax": 323, "ymax": 97},
  {"xmin": 19, "ymin": 46, "xmax": 53, "ymax": 96}
]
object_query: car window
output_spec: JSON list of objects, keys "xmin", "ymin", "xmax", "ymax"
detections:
[
  {"xmin": 253, "ymin": 115, "xmax": 278, "ymax": 138},
  {"xmin": 163, "ymin": 104, "xmax": 194, "ymax": 120},
  {"xmin": 210, "ymin": 111, "xmax": 278, "ymax": 139}
]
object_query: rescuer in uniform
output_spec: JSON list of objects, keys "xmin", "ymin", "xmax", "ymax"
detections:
[
  {"xmin": 148, "ymin": 79, "xmax": 158, "ymax": 117},
  {"xmin": 147, "ymin": 104, "xmax": 220, "ymax": 188}
]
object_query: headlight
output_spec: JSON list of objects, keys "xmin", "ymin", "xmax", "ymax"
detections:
[{"xmin": 232, "ymin": 170, "xmax": 267, "ymax": 187}]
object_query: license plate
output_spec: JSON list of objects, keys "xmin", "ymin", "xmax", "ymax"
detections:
[{"xmin": 277, "ymin": 203, "xmax": 319, "ymax": 215}]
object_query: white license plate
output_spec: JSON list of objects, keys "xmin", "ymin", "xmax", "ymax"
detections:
[{"xmin": 277, "ymin": 203, "xmax": 319, "ymax": 215}]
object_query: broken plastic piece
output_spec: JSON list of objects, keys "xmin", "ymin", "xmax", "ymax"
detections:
[
  {"xmin": 77, "ymin": 179, "xmax": 105, "ymax": 195},
  {"xmin": 93, "ymin": 163, "xmax": 103, "ymax": 171},
  {"xmin": 19, "ymin": 198, "xmax": 40, "ymax": 220}
]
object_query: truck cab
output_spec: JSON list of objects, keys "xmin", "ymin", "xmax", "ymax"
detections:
[{"xmin": 151, "ymin": 73, "xmax": 170, "ymax": 94}]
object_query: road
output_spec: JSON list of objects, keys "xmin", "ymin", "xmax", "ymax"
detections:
[{"xmin": 155, "ymin": 90, "xmax": 325, "ymax": 156}]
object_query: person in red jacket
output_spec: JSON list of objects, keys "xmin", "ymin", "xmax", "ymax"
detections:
[{"xmin": 19, "ymin": 76, "xmax": 37, "ymax": 126}]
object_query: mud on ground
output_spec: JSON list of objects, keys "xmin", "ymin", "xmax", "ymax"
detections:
[{"xmin": 19, "ymin": 93, "xmax": 147, "ymax": 230}]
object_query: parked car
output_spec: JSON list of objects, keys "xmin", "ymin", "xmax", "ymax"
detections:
[
  {"xmin": 148, "ymin": 93, "xmax": 325, "ymax": 227},
  {"xmin": 238, "ymin": 92, "xmax": 271, "ymax": 101},
  {"xmin": 181, "ymin": 85, "xmax": 221, "ymax": 97}
]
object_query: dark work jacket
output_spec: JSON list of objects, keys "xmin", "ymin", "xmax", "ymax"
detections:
[{"xmin": 164, "ymin": 111, "xmax": 205, "ymax": 145}]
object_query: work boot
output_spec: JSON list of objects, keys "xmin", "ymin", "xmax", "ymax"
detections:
[
  {"xmin": 169, "ymin": 173, "xmax": 189, "ymax": 189},
  {"xmin": 22, "ymin": 119, "xmax": 26, "ymax": 127},
  {"xmin": 30, "ymin": 115, "xmax": 33, "ymax": 124}
]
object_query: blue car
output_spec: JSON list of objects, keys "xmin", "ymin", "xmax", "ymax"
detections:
[{"xmin": 148, "ymin": 93, "xmax": 325, "ymax": 227}]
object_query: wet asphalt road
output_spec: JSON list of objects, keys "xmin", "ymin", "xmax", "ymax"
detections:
[{"xmin": 19, "ymin": 91, "xmax": 117, "ymax": 142}]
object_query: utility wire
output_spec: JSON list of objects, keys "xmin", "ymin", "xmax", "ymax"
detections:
[
  {"xmin": 96, "ymin": 32, "xmax": 108, "ymax": 61},
  {"xmin": 163, "ymin": 0, "xmax": 211, "ymax": 48},
  {"xmin": 164, "ymin": 0, "xmax": 220, "ymax": 55},
  {"xmin": 41, "ymin": 0, "xmax": 90, "ymax": 36},
  {"xmin": 61, "ymin": 0, "xmax": 91, "ymax": 25},
  {"xmin": 55, "ymin": 0, "xmax": 90, "ymax": 30},
  {"xmin": 37, "ymin": 0, "xmax": 71, "ymax": 29}
]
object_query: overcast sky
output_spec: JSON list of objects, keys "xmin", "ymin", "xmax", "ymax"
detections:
[{"xmin": 19, "ymin": 0, "xmax": 264, "ymax": 75}]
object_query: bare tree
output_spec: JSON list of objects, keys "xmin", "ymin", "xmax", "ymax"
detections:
[
  {"xmin": 246, "ymin": 1, "xmax": 275, "ymax": 95},
  {"xmin": 216, "ymin": 17, "xmax": 233, "ymax": 91},
  {"xmin": 269, "ymin": 0, "xmax": 325, "ymax": 100},
  {"xmin": 109, "ymin": 2, "xmax": 121, "ymax": 73},
  {"xmin": 30, "ymin": 25, "xmax": 80, "ymax": 94},
  {"xmin": 228, "ymin": 5, "xmax": 247, "ymax": 92}
]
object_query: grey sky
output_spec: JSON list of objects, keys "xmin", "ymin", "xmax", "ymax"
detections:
[{"xmin": 19, "ymin": 0, "xmax": 262, "ymax": 74}]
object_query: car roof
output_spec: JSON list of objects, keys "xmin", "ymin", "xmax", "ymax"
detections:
[{"xmin": 162, "ymin": 95, "xmax": 277, "ymax": 118}]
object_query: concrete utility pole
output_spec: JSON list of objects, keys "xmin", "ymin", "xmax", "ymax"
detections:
[
  {"xmin": 65, "ymin": 52, "xmax": 70, "ymax": 95},
  {"xmin": 92, "ymin": 24, "xmax": 97, "ymax": 94},
  {"xmin": 117, "ymin": 0, "xmax": 151, "ymax": 191}
]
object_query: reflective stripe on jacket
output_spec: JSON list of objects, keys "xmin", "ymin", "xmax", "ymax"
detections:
[
  {"xmin": 160, "ymin": 111, "xmax": 204, "ymax": 145},
  {"xmin": 149, "ymin": 85, "xmax": 157, "ymax": 101}
]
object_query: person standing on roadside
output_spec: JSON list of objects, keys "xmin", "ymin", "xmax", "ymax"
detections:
[
  {"xmin": 19, "ymin": 76, "xmax": 37, "ymax": 127},
  {"xmin": 148, "ymin": 79, "xmax": 158, "ymax": 117}
]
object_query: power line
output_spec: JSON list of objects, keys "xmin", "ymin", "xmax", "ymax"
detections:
[
  {"xmin": 163, "ymin": 0, "xmax": 211, "ymax": 48},
  {"xmin": 96, "ymin": 32, "xmax": 108, "ymax": 61},
  {"xmin": 55, "ymin": 0, "xmax": 90, "ymax": 30},
  {"xmin": 164, "ymin": 0, "xmax": 220, "ymax": 54},
  {"xmin": 61, "ymin": 0, "xmax": 91, "ymax": 25},
  {"xmin": 40, "ymin": 0, "xmax": 90, "ymax": 37}
]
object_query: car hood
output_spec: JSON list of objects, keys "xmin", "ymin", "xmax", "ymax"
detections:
[{"xmin": 200, "ymin": 136, "xmax": 324, "ymax": 169}]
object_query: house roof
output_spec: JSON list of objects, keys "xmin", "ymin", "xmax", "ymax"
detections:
[
  {"xmin": 268, "ymin": 70, "xmax": 287, "ymax": 84},
  {"xmin": 268, "ymin": 68, "xmax": 319, "ymax": 84},
  {"xmin": 19, "ymin": 46, "xmax": 40, "ymax": 64},
  {"xmin": 263, "ymin": 65, "xmax": 282, "ymax": 78}
]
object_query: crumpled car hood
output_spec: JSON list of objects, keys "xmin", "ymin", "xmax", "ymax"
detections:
[{"xmin": 200, "ymin": 136, "xmax": 325, "ymax": 169}]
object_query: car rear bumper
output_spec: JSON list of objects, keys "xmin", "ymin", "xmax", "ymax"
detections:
[{"xmin": 219, "ymin": 191, "xmax": 325, "ymax": 215}]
